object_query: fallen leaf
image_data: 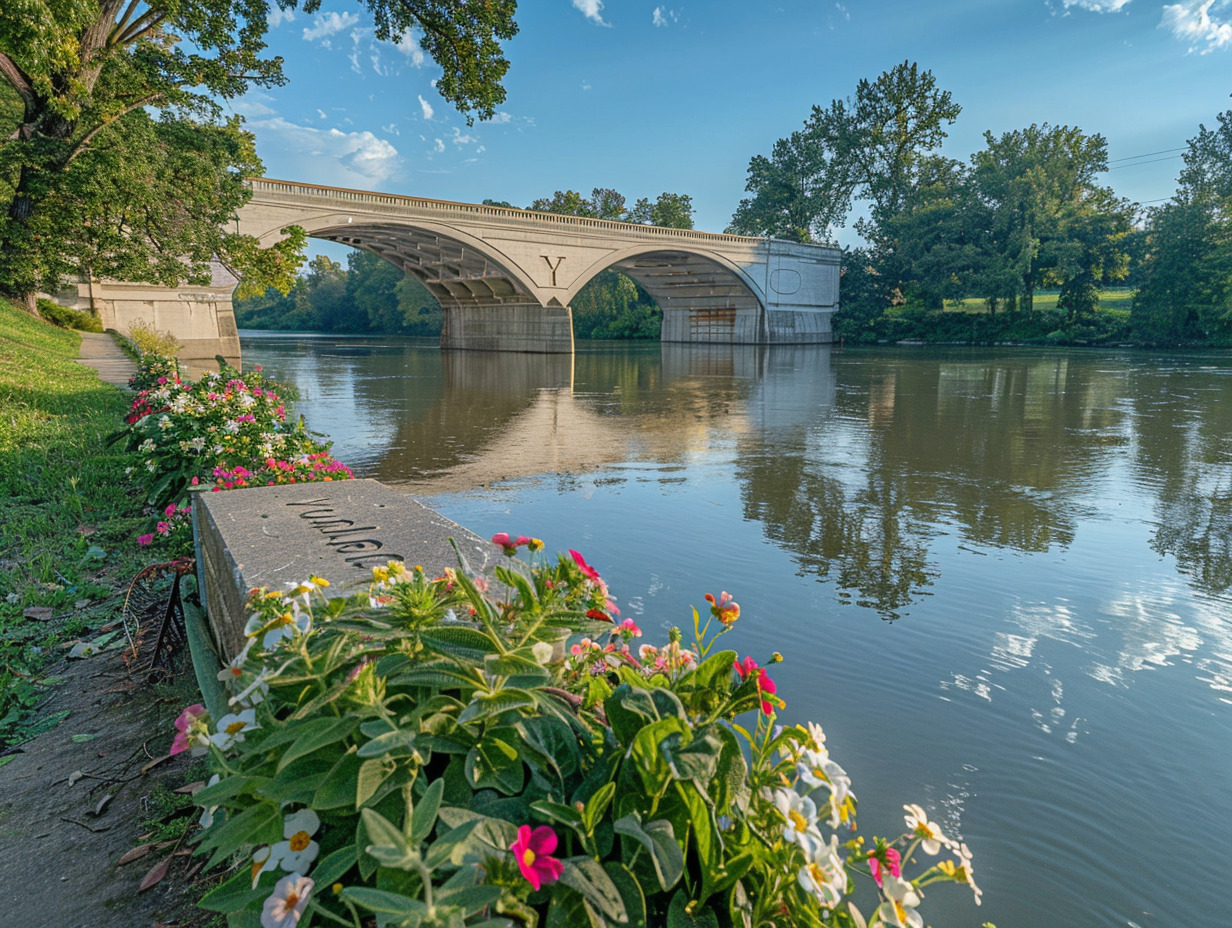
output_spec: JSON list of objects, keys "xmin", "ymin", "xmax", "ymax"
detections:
[
  {"xmin": 118, "ymin": 844, "xmax": 151, "ymax": 866},
  {"xmin": 67, "ymin": 770, "xmax": 85, "ymax": 787},
  {"xmin": 74, "ymin": 599, "xmax": 91, "ymax": 610},
  {"xmin": 77, "ymin": 525, "xmax": 97, "ymax": 536},
  {"xmin": 71, "ymin": 733, "xmax": 97, "ymax": 743},
  {"xmin": 93, "ymin": 793, "xmax": 114, "ymax": 816},
  {"xmin": 141, "ymin": 753, "xmax": 173, "ymax": 774},
  {"xmin": 138, "ymin": 856, "xmax": 171, "ymax": 892},
  {"xmin": 22, "ymin": 607, "xmax": 53, "ymax": 622},
  {"xmin": 173, "ymin": 781, "xmax": 205, "ymax": 795}
]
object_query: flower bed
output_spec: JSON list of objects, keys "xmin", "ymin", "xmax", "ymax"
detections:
[{"xmin": 175, "ymin": 544, "xmax": 982, "ymax": 928}]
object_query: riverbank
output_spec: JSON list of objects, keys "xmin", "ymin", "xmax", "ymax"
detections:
[{"xmin": 0, "ymin": 299, "xmax": 211, "ymax": 926}]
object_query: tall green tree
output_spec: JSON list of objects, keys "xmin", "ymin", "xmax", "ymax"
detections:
[
  {"xmin": 970, "ymin": 123, "xmax": 1131, "ymax": 314},
  {"xmin": 0, "ymin": 1, "xmax": 518, "ymax": 310},
  {"xmin": 731, "ymin": 61, "xmax": 960, "ymax": 242},
  {"xmin": 1133, "ymin": 110, "xmax": 1232, "ymax": 344}
]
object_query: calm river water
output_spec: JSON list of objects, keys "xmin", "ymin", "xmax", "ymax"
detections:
[{"xmin": 242, "ymin": 332, "xmax": 1232, "ymax": 928}]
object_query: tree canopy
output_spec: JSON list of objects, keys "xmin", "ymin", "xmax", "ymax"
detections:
[{"xmin": 0, "ymin": 1, "xmax": 518, "ymax": 308}]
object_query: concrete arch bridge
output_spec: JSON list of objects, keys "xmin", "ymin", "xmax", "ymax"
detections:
[{"xmin": 67, "ymin": 179, "xmax": 841, "ymax": 361}]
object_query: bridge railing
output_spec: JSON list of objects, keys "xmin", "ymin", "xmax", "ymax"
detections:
[{"xmin": 250, "ymin": 178, "xmax": 775, "ymax": 246}]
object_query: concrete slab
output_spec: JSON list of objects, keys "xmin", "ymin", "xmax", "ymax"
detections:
[
  {"xmin": 75, "ymin": 331, "xmax": 136, "ymax": 388},
  {"xmin": 193, "ymin": 479, "xmax": 494, "ymax": 660}
]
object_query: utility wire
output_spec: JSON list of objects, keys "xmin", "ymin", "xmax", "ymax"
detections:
[
  {"xmin": 1105, "ymin": 154, "xmax": 1184, "ymax": 171},
  {"xmin": 1106, "ymin": 147, "xmax": 1185, "ymax": 164}
]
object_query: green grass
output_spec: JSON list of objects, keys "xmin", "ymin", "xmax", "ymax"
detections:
[
  {"xmin": 951, "ymin": 288, "xmax": 1135, "ymax": 315},
  {"xmin": 0, "ymin": 297, "xmax": 149, "ymax": 746}
]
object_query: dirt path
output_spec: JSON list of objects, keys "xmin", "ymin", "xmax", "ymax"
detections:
[{"xmin": 0, "ymin": 653, "xmax": 211, "ymax": 928}]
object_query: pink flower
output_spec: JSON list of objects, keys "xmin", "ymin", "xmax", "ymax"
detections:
[
  {"xmin": 870, "ymin": 848, "xmax": 902, "ymax": 888},
  {"xmin": 509, "ymin": 824, "xmax": 563, "ymax": 891},
  {"xmin": 618, "ymin": 618, "xmax": 642, "ymax": 638},
  {"xmin": 705, "ymin": 590, "xmax": 740, "ymax": 626},
  {"xmin": 170, "ymin": 704, "xmax": 206, "ymax": 755},
  {"xmin": 491, "ymin": 532, "xmax": 518, "ymax": 556},
  {"xmin": 569, "ymin": 549, "xmax": 601, "ymax": 583},
  {"xmin": 164, "ymin": 504, "xmax": 177, "ymax": 518},
  {"xmin": 137, "ymin": 533, "xmax": 155, "ymax": 546},
  {"xmin": 734, "ymin": 657, "xmax": 779, "ymax": 715}
]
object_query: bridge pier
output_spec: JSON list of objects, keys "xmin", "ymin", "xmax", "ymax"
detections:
[{"xmin": 440, "ymin": 302, "xmax": 575, "ymax": 353}]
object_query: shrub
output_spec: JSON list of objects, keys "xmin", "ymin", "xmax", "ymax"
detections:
[
  {"xmin": 178, "ymin": 543, "xmax": 982, "ymax": 928},
  {"xmin": 36, "ymin": 298, "xmax": 103, "ymax": 333},
  {"xmin": 128, "ymin": 318, "xmax": 182, "ymax": 358}
]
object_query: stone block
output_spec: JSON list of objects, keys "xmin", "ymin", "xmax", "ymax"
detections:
[{"xmin": 192, "ymin": 479, "xmax": 494, "ymax": 661}]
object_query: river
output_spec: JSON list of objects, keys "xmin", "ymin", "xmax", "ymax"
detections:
[{"xmin": 241, "ymin": 331, "xmax": 1232, "ymax": 928}]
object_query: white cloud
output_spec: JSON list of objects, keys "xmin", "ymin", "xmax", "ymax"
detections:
[
  {"xmin": 581, "ymin": 80, "xmax": 592, "ymax": 91},
  {"xmin": 1062, "ymin": 0, "xmax": 1133, "ymax": 10},
  {"xmin": 652, "ymin": 6, "xmax": 678, "ymax": 26},
  {"xmin": 248, "ymin": 117, "xmax": 401, "ymax": 185},
  {"xmin": 450, "ymin": 127, "xmax": 479, "ymax": 145},
  {"xmin": 395, "ymin": 29, "xmax": 426, "ymax": 66},
  {"xmin": 835, "ymin": 3, "xmax": 850, "ymax": 19},
  {"xmin": 316, "ymin": 108, "xmax": 327, "ymax": 119},
  {"xmin": 382, "ymin": 122, "xmax": 399, "ymax": 135},
  {"xmin": 1161, "ymin": 0, "xmax": 1232, "ymax": 51},
  {"xmin": 433, "ymin": 138, "xmax": 445, "ymax": 153},
  {"xmin": 267, "ymin": 7, "xmax": 294, "ymax": 29},
  {"xmin": 235, "ymin": 97, "xmax": 277, "ymax": 118},
  {"xmin": 573, "ymin": 0, "xmax": 609, "ymax": 26},
  {"xmin": 488, "ymin": 111, "xmax": 513, "ymax": 124},
  {"xmin": 302, "ymin": 11, "xmax": 360, "ymax": 44},
  {"xmin": 418, "ymin": 94, "xmax": 435, "ymax": 120}
]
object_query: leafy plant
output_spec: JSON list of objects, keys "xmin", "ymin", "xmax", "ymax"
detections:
[{"xmin": 178, "ymin": 544, "xmax": 982, "ymax": 927}]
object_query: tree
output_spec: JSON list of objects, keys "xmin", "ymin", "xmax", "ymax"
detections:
[
  {"xmin": 728, "ymin": 129, "xmax": 847, "ymax": 240},
  {"xmin": 1133, "ymin": 109, "xmax": 1232, "ymax": 344},
  {"xmin": 528, "ymin": 186, "xmax": 694, "ymax": 229},
  {"xmin": 0, "ymin": 1, "xmax": 517, "ymax": 310},
  {"xmin": 970, "ymin": 123, "xmax": 1132, "ymax": 313},
  {"xmin": 731, "ymin": 62, "xmax": 960, "ymax": 243}
]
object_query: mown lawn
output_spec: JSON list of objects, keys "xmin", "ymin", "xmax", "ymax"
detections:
[
  {"xmin": 951, "ymin": 288, "xmax": 1135, "ymax": 315},
  {"xmin": 0, "ymin": 298, "xmax": 148, "ymax": 749}
]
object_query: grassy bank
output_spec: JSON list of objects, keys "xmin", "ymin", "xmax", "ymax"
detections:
[{"xmin": 0, "ymin": 298, "xmax": 149, "ymax": 749}]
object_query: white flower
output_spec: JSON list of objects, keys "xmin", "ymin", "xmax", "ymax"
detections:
[
  {"xmin": 797, "ymin": 834, "xmax": 847, "ymax": 909},
  {"xmin": 270, "ymin": 809, "xmax": 320, "ymax": 874},
  {"xmin": 532, "ymin": 641, "xmax": 555, "ymax": 665},
  {"xmin": 903, "ymin": 803, "xmax": 948, "ymax": 855},
  {"xmin": 190, "ymin": 436, "xmax": 205, "ymax": 452},
  {"xmin": 157, "ymin": 415, "xmax": 172, "ymax": 430},
  {"xmin": 199, "ymin": 773, "xmax": 221, "ymax": 829},
  {"xmin": 238, "ymin": 392, "xmax": 257, "ymax": 409},
  {"xmin": 805, "ymin": 721, "xmax": 828, "ymax": 755},
  {"xmin": 224, "ymin": 419, "xmax": 240, "ymax": 434},
  {"xmin": 773, "ymin": 787, "xmax": 822, "ymax": 854},
  {"xmin": 210, "ymin": 709, "xmax": 258, "ymax": 750},
  {"xmin": 874, "ymin": 875, "xmax": 923, "ymax": 928},
  {"xmin": 139, "ymin": 439, "xmax": 156, "ymax": 453},
  {"xmin": 251, "ymin": 845, "xmax": 278, "ymax": 887},
  {"xmin": 261, "ymin": 873, "xmax": 313, "ymax": 928},
  {"xmin": 246, "ymin": 602, "xmax": 311, "ymax": 650},
  {"xmin": 950, "ymin": 841, "xmax": 982, "ymax": 905}
]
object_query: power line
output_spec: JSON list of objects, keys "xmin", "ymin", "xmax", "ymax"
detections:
[
  {"xmin": 1106, "ymin": 147, "xmax": 1185, "ymax": 164},
  {"xmin": 1105, "ymin": 154, "xmax": 1184, "ymax": 171}
]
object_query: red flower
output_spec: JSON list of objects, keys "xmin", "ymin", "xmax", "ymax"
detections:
[
  {"xmin": 870, "ymin": 847, "xmax": 902, "ymax": 888},
  {"xmin": 509, "ymin": 825, "xmax": 563, "ymax": 891},
  {"xmin": 569, "ymin": 549, "xmax": 601, "ymax": 582}
]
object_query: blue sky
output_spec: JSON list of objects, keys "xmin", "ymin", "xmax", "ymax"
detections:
[{"xmin": 233, "ymin": 0, "xmax": 1232, "ymax": 249}]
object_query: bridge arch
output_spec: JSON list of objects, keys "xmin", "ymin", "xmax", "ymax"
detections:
[{"xmin": 566, "ymin": 244, "xmax": 769, "ymax": 345}]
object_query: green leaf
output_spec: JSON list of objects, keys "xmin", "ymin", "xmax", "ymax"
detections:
[
  {"xmin": 198, "ymin": 803, "xmax": 281, "ymax": 870},
  {"xmin": 465, "ymin": 736, "xmax": 524, "ymax": 795},
  {"xmin": 559, "ymin": 857, "xmax": 627, "ymax": 922},
  {"xmin": 420, "ymin": 625, "xmax": 502, "ymax": 663},
  {"xmin": 674, "ymin": 781, "xmax": 722, "ymax": 903},
  {"xmin": 666, "ymin": 890, "xmax": 719, "ymax": 928},
  {"xmin": 277, "ymin": 716, "xmax": 358, "ymax": 771},
  {"xmin": 530, "ymin": 799, "xmax": 584, "ymax": 831},
  {"xmin": 311, "ymin": 844, "xmax": 358, "ymax": 888},
  {"xmin": 682, "ymin": 650, "xmax": 738, "ymax": 693},
  {"xmin": 434, "ymin": 884, "xmax": 503, "ymax": 915},
  {"xmin": 603, "ymin": 862, "xmax": 648, "ymax": 928},
  {"xmin": 313, "ymin": 752, "xmax": 362, "ymax": 810},
  {"xmin": 356, "ymin": 757, "xmax": 392, "ymax": 807},
  {"xmin": 581, "ymin": 781, "xmax": 616, "ymax": 834},
  {"xmin": 340, "ymin": 886, "xmax": 429, "ymax": 921},
  {"xmin": 457, "ymin": 688, "xmax": 538, "ymax": 724},
  {"xmin": 613, "ymin": 813, "xmax": 684, "ymax": 892},
  {"xmin": 629, "ymin": 717, "xmax": 689, "ymax": 794},
  {"xmin": 357, "ymin": 727, "xmax": 418, "ymax": 758},
  {"xmin": 196, "ymin": 869, "xmax": 269, "ymax": 913},
  {"xmin": 360, "ymin": 808, "xmax": 415, "ymax": 869},
  {"xmin": 195, "ymin": 774, "xmax": 265, "ymax": 810},
  {"xmin": 663, "ymin": 730, "xmax": 721, "ymax": 783},
  {"xmin": 409, "ymin": 777, "xmax": 444, "ymax": 843}
]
